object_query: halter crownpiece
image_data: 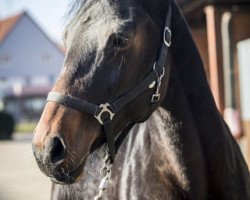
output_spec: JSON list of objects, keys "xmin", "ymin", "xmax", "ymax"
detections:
[{"xmin": 47, "ymin": 4, "xmax": 172, "ymax": 163}]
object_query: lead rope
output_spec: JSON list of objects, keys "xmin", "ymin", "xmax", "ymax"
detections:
[{"xmin": 94, "ymin": 153, "xmax": 112, "ymax": 200}]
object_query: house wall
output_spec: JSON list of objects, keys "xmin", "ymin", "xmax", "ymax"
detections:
[
  {"xmin": 0, "ymin": 15, "xmax": 64, "ymax": 86},
  {"xmin": 231, "ymin": 7, "xmax": 250, "ymax": 114},
  {"xmin": 233, "ymin": 8, "xmax": 250, "ymax": 164},
  {"xmin": 0, "ymin": 14, "xmax": 65, "ymax": 122}
]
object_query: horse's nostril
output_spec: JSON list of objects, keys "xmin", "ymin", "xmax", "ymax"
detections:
[{"xmin": 50, "ymin": 136, "xmax": 66, "ymax": 164}]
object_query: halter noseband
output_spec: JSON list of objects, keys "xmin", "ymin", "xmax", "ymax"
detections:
[{"xmin": 47, "ymin": 5, "xmax": 172, "ymax": 163}]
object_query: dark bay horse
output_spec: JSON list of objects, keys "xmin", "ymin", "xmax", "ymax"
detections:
[{"xmin": 32, "ymin": 0, "xmax": 250, "ymax": 199}]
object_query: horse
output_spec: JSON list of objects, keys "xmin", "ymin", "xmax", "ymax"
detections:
[{"xmin": 32, "ymin": 0, "xmax": 250, "ymax": 199}]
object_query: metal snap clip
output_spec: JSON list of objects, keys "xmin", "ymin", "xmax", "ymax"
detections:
[{"xmin": 151, "ymin": 62, "xmax": 165, "ymax": 104}]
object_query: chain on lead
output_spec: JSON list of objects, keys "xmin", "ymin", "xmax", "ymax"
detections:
[{"xmin": 94, "ymin": 154, "xmax": 112, "ymax": 200}]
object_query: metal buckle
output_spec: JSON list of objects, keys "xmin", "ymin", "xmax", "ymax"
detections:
[
  {"xmin": 163, "ymin": 27, "xmax": 171, "ymax": 47},
  {"xmin": 151, "ymin": 94, "xmax": 161, "ymax": 103},
  {"xmin": 95, "ymin": 103, "xmax": 115, "ymax": 125}
]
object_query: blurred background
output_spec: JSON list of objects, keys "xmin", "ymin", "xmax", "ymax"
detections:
[
  {"xmin": 0, "ymin": 0, "xmax": 249, "ymax": 200},
  {"xmin": 0, "ymin": 0, "xmax": 70, "ymax": 200}
]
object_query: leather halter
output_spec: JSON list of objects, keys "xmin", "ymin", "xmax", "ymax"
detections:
[{"xmin": 47, "ymin": 5, "xmax": 172, "ymax": 163}]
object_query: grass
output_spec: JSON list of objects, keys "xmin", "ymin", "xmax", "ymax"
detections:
[{"xmin": 15, "ymin": 122, "xmax": 37, "ymax": 133}]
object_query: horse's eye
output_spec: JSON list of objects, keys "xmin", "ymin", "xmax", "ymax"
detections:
[{"xmin": 114, "ymin": 35, "xmax": 129, "ymax": 48}]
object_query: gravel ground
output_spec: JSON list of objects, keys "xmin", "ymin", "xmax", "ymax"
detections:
[
  {"xmin": 0, "ymin": 133, "xmax": 51, "ymax": 200},
  {"xmin": 0, "ymin": 133, "xmax": 247, "ymax": 200}
]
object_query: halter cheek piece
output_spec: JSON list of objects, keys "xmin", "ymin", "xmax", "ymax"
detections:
[{"xmin": 47, "ymin": 5, "xmax": 172, "ymax": 163}]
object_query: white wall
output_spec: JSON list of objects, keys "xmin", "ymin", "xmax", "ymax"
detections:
[
  {"xmin": 0, "ymin": 14, "xmax": 64, "ymax": 83},
  {"xmin": 237, "ymin": 38, "xmax": 250, "ymax": 120}
]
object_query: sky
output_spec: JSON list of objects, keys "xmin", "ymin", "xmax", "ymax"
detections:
[{"xmin": 0, "ymin": 0, "xmax": 73, "ymax": 44}]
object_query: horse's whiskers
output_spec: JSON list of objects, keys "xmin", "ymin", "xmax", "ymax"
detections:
[{"xmin": 68, "ymin": 151, "xmax": 77, "ymax": 166}]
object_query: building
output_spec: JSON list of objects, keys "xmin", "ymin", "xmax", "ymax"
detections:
[
  {"xmin": 0, "ymin": 12, "xmax": 65, "ymax": 122},
  {"xmin": 177, "ymin": 0, "xmax": 250, "ymax": 164}
]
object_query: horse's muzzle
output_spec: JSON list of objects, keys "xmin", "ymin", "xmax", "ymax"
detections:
[
  {"xmin": 32, "ymin": 101, "xmax": 101, "ymax": 184},
  {"xmin": 33, "ymin": 134, "xmax": 87, "ymax": 184}
]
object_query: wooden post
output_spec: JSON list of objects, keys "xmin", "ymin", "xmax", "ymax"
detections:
[{"xmin": 204, "ymin": 6, "xmax": 225, "ymax": 113}]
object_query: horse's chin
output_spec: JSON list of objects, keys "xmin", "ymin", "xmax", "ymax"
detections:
[{"xmin": 50, "ymin": 155, "xmax": 88, "ymax": 185}]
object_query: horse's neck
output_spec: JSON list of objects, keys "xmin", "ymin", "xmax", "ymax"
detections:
[{"xmin": 106, "ymin": 108, "xmax": 191, "ymax": 199}]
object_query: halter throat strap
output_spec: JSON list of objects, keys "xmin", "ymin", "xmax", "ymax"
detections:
[{"xmin": 47, "ymin": 4, "xmax": 172, "ymax": 163}]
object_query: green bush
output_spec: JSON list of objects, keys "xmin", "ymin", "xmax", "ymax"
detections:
[
  {"xmin": 0, "ymin": 111, "xmax": 15, "ymax": 140},
  {"xmin": 16, "ymin": 122, "xmax": 37, "ymax": 133}
]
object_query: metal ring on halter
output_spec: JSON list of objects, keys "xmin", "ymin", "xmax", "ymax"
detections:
[
  {"xmin": 153, "ymin": 62, "xmax": 165, "ymax": 80},
  {"xmin": 95, "ymin": 103, "xmax": 115, "ymax": 125},
  {"xmin": 163, "ymin": 27, "xmax": 171, "ymax": 47}
]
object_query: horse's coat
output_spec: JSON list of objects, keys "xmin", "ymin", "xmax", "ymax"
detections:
[{"xmin": 33, "ymin": 0, "xmax": 250, "ymax": 199}]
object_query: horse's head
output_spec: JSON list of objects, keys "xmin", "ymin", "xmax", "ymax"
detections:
[{"xmin": 32, "ymin": 0, "xmax": 171, "ymax": 184}]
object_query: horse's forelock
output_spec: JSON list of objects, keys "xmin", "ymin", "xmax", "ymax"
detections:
[
  {"xmin": 65, "ymin": 0, "xmax": 169, "ymax": 21},
  {"xmin": 67, "ymin": 0, "xmax": 86, "ymax": 20},
  {"xmin": 64, "ymin": 0, "xmax": 170, "ymax": 35}
]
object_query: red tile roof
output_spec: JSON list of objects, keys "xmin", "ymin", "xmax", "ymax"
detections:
[
  {"xmin": 0, "ymin": 11, "xmax": 65, "ymax": 55},
  {"xmin": 0, "ymin": 12, "xmax": 25, "ymax": 43}
]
